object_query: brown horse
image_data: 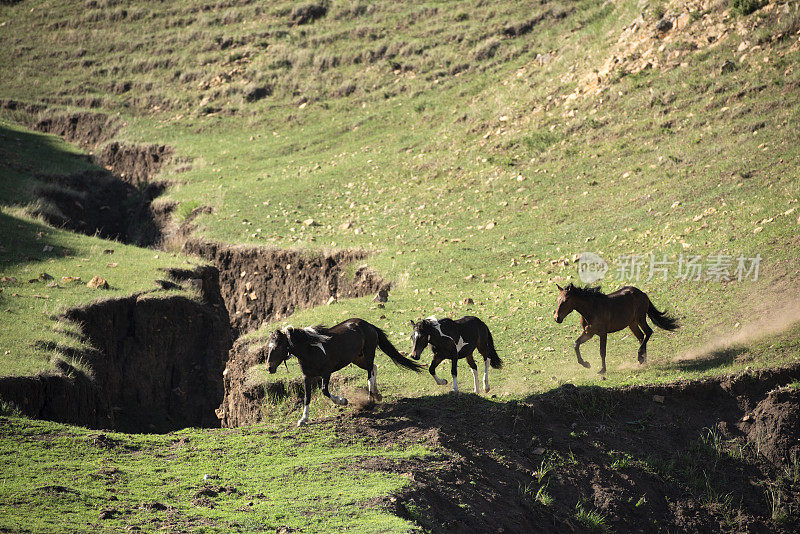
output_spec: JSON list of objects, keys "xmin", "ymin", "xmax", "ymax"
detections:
[
  {"xmin": 265, "ymin": 318, "xmax": 423, "ymax": 426},
  {"xmin": 554, "ymin": 284, "xmax": 679, "ymax": 374}
]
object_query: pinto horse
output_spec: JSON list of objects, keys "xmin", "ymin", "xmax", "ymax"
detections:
[
  {"xmin": 409, "ymin": 316, "xmax": 502, "ymax": 394},
  {"xmin": 554, "ymin": 284, "xmax": 679, "ymax": 374},
  {"xmin": 265, "ymin": 318, "xmax": 423, "ymax": 426}
]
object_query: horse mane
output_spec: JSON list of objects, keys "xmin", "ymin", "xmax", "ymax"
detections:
[
  {"xmin": 422, "ymin": 315, "xmax": 453, "ymax": 340},
  {"xmin": 567, "ymin": 283, "xmax": 607, "ymax": 299},
  {"xmin": 280, "ymin": 325, "xmax": 332, "ymax": 345}
]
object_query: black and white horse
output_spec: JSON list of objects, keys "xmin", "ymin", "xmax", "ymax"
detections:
[
  {"xmin": 409, "ymin": 315, "xmax": 502, "ymax": 394},
  {"xmin": 265, "ymin": 318, "xmax": 423, "ymax": 426}
]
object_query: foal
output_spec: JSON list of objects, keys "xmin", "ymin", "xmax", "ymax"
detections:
[
  {"xmin": 554, "ymin": 284, "xmax": 679, "ymax": 374},
  {"xmin": 409, "ymin": 316, "xmax": 502, "ymax": 394},
  {"xmin": 265, "ymin": 318, "xmax": 423, "ymax": 426}
]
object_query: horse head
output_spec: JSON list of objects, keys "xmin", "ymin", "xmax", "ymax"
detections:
[
  {"xmin": 265, "ymin": 328, "xmax": 292, "ymax": 373},
  {"xmin": 409, "ymin": 320, "xmax": 431, "ymax": 360},
  {"xmin": 554, "ymin": 283, "xmax": 576, "ymax": 323}
]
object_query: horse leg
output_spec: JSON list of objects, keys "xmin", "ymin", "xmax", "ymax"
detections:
[
  {"xmin": 629, "ymin": 325, "xmax": 646, "ymax": 363},
  {"xmin": 298, "ymin": 375, "xmax": 313, "ymax": 426},
  {"xmin": 574, "ymin": 331, "xmax": 594, "ymax": 368},
  {"xmin": 368, "ymin": 364, "xmax": 382, "ymax": 402},
  {"xmin": 598, "ymin": 333, "xmax": 607, "ymax": 375},
  {"xmin": 429, "ymin": 355, "xmax": 448, "ymax": 386},
  {"xmin": 450, "ymin": 358, "xmax": 459, "ymax": 393},
  {"xmin": 321, "ymin": 374, "xmax": 348, "ymax": 406},
  {"xmin": 465, "ymin": 353, "xmax": 479, "ymax": 394},
  {"xmin": 638, "ymin": 318, "xmax": 653, "ymax": 363},
  {"xmin": 483, "ymin": 357, "xmax": 490, "ymax": 393}
]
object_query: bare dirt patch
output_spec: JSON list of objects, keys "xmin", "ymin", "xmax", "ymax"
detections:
[
  {"xmin": 336, "ymin": 365, "xmax": 800, "ymax": 532},
  {"xmin": 185, "ymin": 240, "xmax": 388, "ymax": 335}
]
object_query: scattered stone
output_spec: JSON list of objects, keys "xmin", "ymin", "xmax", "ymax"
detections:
[
  {"xmin": 106, "ymin": 262, "xmax": 118, "ymax": 268},
  {"xmin": 61, "ymin": 276, "xmax": 81, "ymax": 284},
  {"xmin": 42, "ymin": 245, "xmax": 53, "ymax": 252},
  {"xmin": 720, "ymin": 59, "xmax": 736, "ymax": 74},
  {"xmin": 675, "ymin": 13, "xmax": 691, "ymax": 30},
  {"xmin": 653, "ymin": 395, "xmax": 665, "ymax": 403},
  {"xmin": 87, "ymin": 276, "xmax": 109, "ymax": 289},
  {"xmin": 655, "ymin": 18, "xmax": 673, "ymax": 33},
  {"xmin": 0, "ymin": 276, "xmax": 17, "ymax": 284},
  {"xmin": 339, "ymin": 221, "xmax": 353, "ymax": 230},
  {"xmin": 326, "ymin": 296, "xmax": 336, "ymax": 305},
  {"xmin": 372, "ymin": 288, "xmax": 389, "ymax": 303},
  {"xmin": 532, "ymin": 447, "xmax": 546, "ymax": 455},
  {"xmin": 303, "ymin": 218, "xmax": 318, "ymax": 226},
  {"xmin": 485, "ymin": 221, "xmax": 496, "ymax": 230},
  {"xmin": 464, "ymin": 274, "xmax": 475, "ymax": 281}
]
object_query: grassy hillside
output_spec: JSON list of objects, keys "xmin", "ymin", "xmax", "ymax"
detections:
[
  {"xmin": 1, "ymin": 0, "xmax": 800, "ymax": 528},
  {"xmin": 4, "ymin": 0, "xmax": 798, "ymax": 387}
]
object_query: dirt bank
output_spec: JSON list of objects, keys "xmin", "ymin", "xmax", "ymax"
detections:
[
  {"xmin": 339, "ymin": 365, "xmax": 800, "ymax": 532},
  {"xmin": 0, "ymin": 266, "xmax": 231, "ymax": 432},
  {"xmin": 184, "ymin": 240, "xmax": 388, "ymax": 335}
]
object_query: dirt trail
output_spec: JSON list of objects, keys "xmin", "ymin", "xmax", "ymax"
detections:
[{"xmin": 336, "ymin": 365, "xmax": 800, "ymax": 532}]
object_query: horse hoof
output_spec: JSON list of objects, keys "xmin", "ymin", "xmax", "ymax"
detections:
[
  {"xmin": 297, "ymin": 419, "xmax": 308, "ymax": 427},
  {"xmin": 598, "ymin": 369, "xmax": 606, "ymax": 375},
  {"xmin": 638, "ymin": 353, "xmax": 647, "ymax": 364},
  {"xmin": 484, "ymin": 386, "xmax": 491, "ymax": 393},
  {"xmin": 340, "ymin": 398, "xmax": 348, "ymax": 406},
  {"xmin": 580, "ymin": 361, "xmax": 591, "ymax": 369},
  {"xmin": 372, "ymin": 393, "xmax": 383, "ymax": 402}
]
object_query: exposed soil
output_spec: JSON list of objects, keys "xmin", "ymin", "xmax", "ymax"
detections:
[
  {"xmin": 98, "ymin": 141, "xmax": 173, "ymax": 186},
  {"xmin": 33, "ymin": 111, "xmax": 119, "ymax": 147},
  {"xmin": 185, "ymin": 240, "xmax": 388, "ymax": 335},
  {"xmin": 0, "ymin": 266, "xmax": 231, "ymax": 432},
  {"xmin": 325, "ymin": 365, "xmax": 800, "ymax": 533}
]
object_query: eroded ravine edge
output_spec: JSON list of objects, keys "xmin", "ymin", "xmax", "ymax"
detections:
[{"xmin": 0, "ymin": 104, "xmax": 389, "ymax": 431}]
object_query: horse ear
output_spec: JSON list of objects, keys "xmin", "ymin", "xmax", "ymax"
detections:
[
  {"xmin": 556, "ymin": 284, "xmax": 563, "ymax": 291},
  {"xmin": 409, "ymin": 320, "xmax": 415, "ymax": 326}
]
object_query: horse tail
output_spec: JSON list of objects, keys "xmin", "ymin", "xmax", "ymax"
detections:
[
  {"xmin": 483, "ymin": 325, "xmax": 503, "ymax": 369},
  {"xmin": 647, "ymin": 300, "xmax": 680, "ymax": 331},
  {"xmin": 374, "ymin": 326, "xmax": 424, "ymax": 372}
]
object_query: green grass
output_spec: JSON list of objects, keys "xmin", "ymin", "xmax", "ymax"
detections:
[
  {"xmin": 1, "ymin": 0, "xmax": 798, "ymax": 393},
  {"xmin": 0, "ymin": 415, "xmax": 426, "ymax": 533}
]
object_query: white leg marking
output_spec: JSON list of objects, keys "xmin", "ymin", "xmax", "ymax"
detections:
[
  {"xmin": 452, "ymin": 374, "xmax": 458, "ymax": 393},
  {"xmin": 331, "ymin": 395, "xmax": 348, "ymax": 406},
  {"xmin": 369, "ymin": 364, "xmax": 382, "ymax": 400},
  {"xmin": 297, "ymin": 404, "xmax": 310, "ymax": 426},
  {"xmin": 433, "ymin": 373, "xmax": 448, "ymax": 386},
  {"xmin": 483, "ymin": 359, "xmax": 490, "ymax": 393},
  {"xmin": 471, "ymin": 368, "xmax": 480, "ymax": 394}
]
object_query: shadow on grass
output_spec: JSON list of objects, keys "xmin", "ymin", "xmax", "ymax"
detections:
[
  {"xmin": 0, "ymin": 211, "xmax": 76, "ymax": 269},
  {"xmin": 352, "ymin": 364, "xmax": 800, "ymax": 533},
  {"xmin": 669, "ymin": 345, "xmax": 749, "ymax": 373}
]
